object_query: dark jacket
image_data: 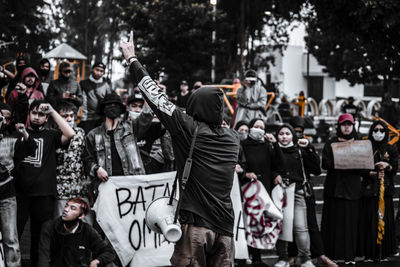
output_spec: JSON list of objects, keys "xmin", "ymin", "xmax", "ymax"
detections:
[
  {"xmin": 279, "ymin": 144, "xmax": 321, "ymax": 191},
  {"xmin": 275, "ymin": 124, "xmax": 321, "ymax": 191},
  {"xmin": 362, "ymin": 121, "xmax": 398, "ymax": 197},
  {"xmin": 129, "ymin": 61, "xmax": 240, "ymax": 236},
  {"xmin": 80, "ymin": 77, "xmax": 112, "ymax": 121},
  {"xmin": 83, "ymin": 108, "xmax": 153, "ymax": 185},
  {"xmin": 38, "ymin": 218, "xmax": 115, "ymax": 267},
  {"xmin": 47, "ymin": 77, "xmax": 83, "ymax": 109},
  {"xmin": 322, "ymin": 136, "xmax": 367, "ymax": 200},
  {"xmin": 239, "ymin": 138, "xmax": 280, "ymax": 194}
]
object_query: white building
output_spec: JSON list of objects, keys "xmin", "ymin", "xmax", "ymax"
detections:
[{"xmin": 266, "ymin": 23, "xmax": 364, "ymax": 103}]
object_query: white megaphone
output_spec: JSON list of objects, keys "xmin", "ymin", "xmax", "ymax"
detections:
[{"xmin": 145, "ymin": 196, "xmax": 182, "ymax": 242}]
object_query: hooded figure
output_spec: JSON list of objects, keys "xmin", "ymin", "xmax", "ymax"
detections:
[
  {"xmin": 234, "ymin": 70, "xmax": 267, "ymax": 127},
  {"xmin": 186, "ymin": 87, "xmax": 223, "ymax": 126},
  {"xmin": 358, "ymin": 120, "xmax": 398, "ymax": 260},
  {"xmin": 128, "ymin": 58, "xmax": 240, "ymax": 266},
  {"xmin": 7, "ymin": 67, "xmax": 45, "ymax": 123}
]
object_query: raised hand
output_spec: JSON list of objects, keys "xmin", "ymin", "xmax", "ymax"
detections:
[{"xmin": 120, "ymin": 30, "xmax": 136, "ymax": 61}]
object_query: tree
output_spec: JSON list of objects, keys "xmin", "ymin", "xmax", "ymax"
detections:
[
  {"xmin": 119, "ymin": 0, "xmax": 222, "ymax": 93},
  {"xmin": 306, "ymin": 0, "xmax": 400, "ymax": 92},
  {"xmin": 218, "ymin": 0, "xmax": 304, "ymax": 78},
  {"xmin": 0, "ymin": 0, "xmax": 55, "ymax": 64}
]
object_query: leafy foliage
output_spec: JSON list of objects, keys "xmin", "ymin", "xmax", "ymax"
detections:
[
  {"xmin": 307, "ymin": 0, "xmax": 400, "ymax": 90},
  {"xmin": 0, "ymin": 0, "xmax": 55, "ymax": 64}
]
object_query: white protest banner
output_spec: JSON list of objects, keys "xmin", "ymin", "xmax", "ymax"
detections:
[
  {"xmin": 241, "ymin": 180, "xmax": 283, "ymax": 249},
  {"xmin": 94, "ymin": 171, "xmax": 248, "ymax": 266},
  {"xmin": 273, "ymin": 183, "xmax": 295, "ymax": 242},
  {"xmin": 231, "ymin": 173, "xmax": 249, "ymax": 259},
  {"xmin": 0, "ymin": 232, "xmax": 4, "ymax": 267},
  {"xmin": 331, "ymin": 140, "xmax": 374, "ymax": 169}
]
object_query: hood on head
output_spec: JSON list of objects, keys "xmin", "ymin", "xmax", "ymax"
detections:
[
  {"xmin": 276, "ymin": 123, "xmax": 298, "ymax": 144},
  {"xmin": 368, "ymin": 120, "xmax": 389, "ymax": 143},
  {"xmin": 20, "ymin": 67, "xmax": 40, "ymax": 90},
  {"xmin": 290, "ymin": 116, "xmax": 305, "ymax": 130},
  {"xmin": 186, "ymin": 87, "xmax": 223, "ymax": 126}
]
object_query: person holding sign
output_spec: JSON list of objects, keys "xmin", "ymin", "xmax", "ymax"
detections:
[
  {"xmin": 120, "ymin": 32, "xmax": 240, "ymax": 267},
  {"xmin": 238, "ymin": 118, "xmax": 280, "ymax": 266},
  {"xmin": 321, "ymin": 113, "xmax": 368, "ymax": 265},
  {"xmin": 273, "ymin": 124, "xmax": 321, "ymax": 267},
  {"xmin": 358, "ymin": 121, "xmax": 398, "ymax": 261}
]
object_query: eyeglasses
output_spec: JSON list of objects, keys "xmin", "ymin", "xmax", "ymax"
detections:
[
  {"xmin": 62, "ymin": 70, "xmax": 72, "ymax": 74},
  {"xmin": 373, "ymin": 128, "xmax": 385, "ymax": 133}
]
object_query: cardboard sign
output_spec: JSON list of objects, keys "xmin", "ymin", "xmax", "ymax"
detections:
[
  {"xmin": 331, "ymin": 140, "xmax": 374, "ymax": 169},
  {"xmin": 94, "ymin": 171, "xmax": 248, "ymax": 266}
]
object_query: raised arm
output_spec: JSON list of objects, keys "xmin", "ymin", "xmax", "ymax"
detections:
[
  {"xmin": 120, "ymin": 32, "xmax": 187, "ymax": 136},
  {"xmin": 39, "ymin": 103, "xmax": 75, "ymax": 144}
]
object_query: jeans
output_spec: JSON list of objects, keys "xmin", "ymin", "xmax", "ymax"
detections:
[
  {"xmin": 17, "ymin": 195, "xmax": 55, "ymax": 267},
  {"xmin": 0, "ymin": 197, "xmax": 21, "ymax": 267},
  {"xmin": 277, "ymin": 191, "xmax": 311, "ymax": 263}
]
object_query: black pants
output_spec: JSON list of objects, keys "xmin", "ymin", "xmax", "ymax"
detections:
[
  {"xmin": 288, "ymin": 195, "xmax": 324, "ymax": 258},
  {"xmin": 17, "ymin": 195, "xmax": 55, "ymax": 267}
]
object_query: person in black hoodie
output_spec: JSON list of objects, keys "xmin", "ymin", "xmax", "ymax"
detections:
[
  {"xmin": 273, "ymin": 124, "xmax": 320, "ymax": 267},
  {"xmin": 359, "ymin": 120, "xmax": 398, "ymax": 261},
  {"xmin": 321, "ymin": 113, "xmax": 366, "ymax": 265},
  {"xmin": 121, "ymin": 32, "xmax": 240, "ymax": 267},
  {"xmin": 38, "ymin": 197, "xmax": 115, "ymax": 267},
  {"xmin": 238, "ymin": 118, "xmax": 279, "ymax": 266}
]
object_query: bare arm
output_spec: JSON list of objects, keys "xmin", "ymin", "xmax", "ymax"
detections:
[{"xmin": 39, "ymin": 103, "xmax": 75, "ymax": 144}]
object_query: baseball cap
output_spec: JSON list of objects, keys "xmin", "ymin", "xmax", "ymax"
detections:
[{"xmin": 338, "ymin": 113, "xmax": 354, "ymax": 124}]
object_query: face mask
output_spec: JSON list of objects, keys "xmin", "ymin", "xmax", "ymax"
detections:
[
  {"xmin": 67, "ymin": 120, "xmax": 76, "ymax": 128},
  {"xmin": 249, "ymin": 127, "xmax": 265, "ymax": 141},
  {"xmin": 372, "ymin": 131, "xmax": 385, "ymax": 142},
  {"xmin": 295, "ymin": 131, "xmax": 303, "ymax": 139},
  {"xmin": 238, "ymin": 131, "xmax": 248, "ymax": 141},
  {"xmin": 30, "ymin": 122, "xmax": 44, "ymax": 131},
  {"xmin": 17, "ymin": 65, "xmax": 25, "ymax": 73},
  {"xmin": 104, "ymin": 106, "xmax": 121, "ymax": 119},
  {"xmin": 40, "ymin": 69, "xmax": 50, "ymax": 77},
  {"xmin": 129, "ymin": 111, "xmax": 141, "ymax": 120}
]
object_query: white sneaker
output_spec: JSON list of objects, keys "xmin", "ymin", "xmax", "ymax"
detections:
[
  {"xmin": 301, "ymin": 260, "xmax": 315, "ymax": 267},
  {"xmin": 274, "ymin": 260, "xmax": 290, "ymax": 267}
]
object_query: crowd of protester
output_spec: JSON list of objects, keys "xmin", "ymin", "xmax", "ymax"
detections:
[{"xmin": 0, "ymin": 44, "xmax": 399, "ymax": 267}]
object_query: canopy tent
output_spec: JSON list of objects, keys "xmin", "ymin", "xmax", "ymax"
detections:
[{"xmin": 43, "ymin": 43, "xmax": 87, "ymax": 81}]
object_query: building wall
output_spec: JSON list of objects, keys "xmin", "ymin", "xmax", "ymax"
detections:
[
  {"xmin": 280, "ymin": 45, "xmax": 307, "ymax": 98},
  {"xmin": 268, "ymin": 23, "xmax": 365, "ymax": 102}
]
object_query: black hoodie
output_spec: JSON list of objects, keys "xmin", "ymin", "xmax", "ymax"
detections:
[
  {"xmin": 363, "ymin": 120, "xmax": 398, "ymax": 196},
  {"xmin": 129, "ymin": 61, "xmax": 240, "ymax": 236}
]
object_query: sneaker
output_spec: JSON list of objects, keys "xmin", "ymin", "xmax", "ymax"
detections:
[
  {"xmin": 344, "ymin": 261, "xmax": 356, "ymax": 265},
  {"xmin": 317, "ymin": 255, "xmax": 338, "ymax": 267},
  {"xmin": 274, "ymin": 260, "xmax": 290, "ymax": 267},
  {"xmin": 289, "ymin": 257, "xmax": 296, "ymax": 267},
  {"xmin": 363, "ymin": 259, "xmax": 373, "ymax": 263},
  {"xmin": 301, "ymin": 260, "xmax": 315, "ymax": 267}
]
